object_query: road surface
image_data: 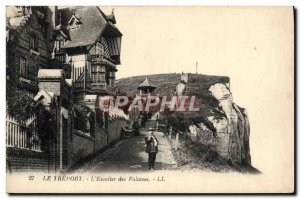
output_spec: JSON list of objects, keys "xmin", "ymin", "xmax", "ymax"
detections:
[{"xmin": 74, "ymin": 129, "xmax": 176, "ymax": 173}]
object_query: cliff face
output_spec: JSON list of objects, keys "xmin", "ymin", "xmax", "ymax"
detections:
[
  {"xmin": 190, "ymin": 83, "xmax": 251, "ymax": 166},
  {"xmin": 208, "ymin": 83, "xmax": 251, "ymax": 165},
  {"xmin": 116, "ymin": 73, "xmax": 252, "ymax": 168}
]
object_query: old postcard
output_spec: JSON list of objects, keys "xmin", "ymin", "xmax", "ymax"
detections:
[{"xmin": 5, "ymin": 6, "xmax": 294, "ymax": 193}]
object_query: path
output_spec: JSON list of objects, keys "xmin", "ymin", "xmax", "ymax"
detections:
[{"xmin": 75, "ymin": 122, "xmax": 176, "ymax": 173}]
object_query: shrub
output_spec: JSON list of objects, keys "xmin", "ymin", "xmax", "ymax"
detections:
[
  {"xmin": 6, "ymin": 90, "xmax": 52, "ymax": 151},
  {"xmin": 74, "ymin": 105, "xmax": 95, "ymax": 135},
  {"xmin": 7, "ymin": 90, "xmax": 37, "ymax": 121}
]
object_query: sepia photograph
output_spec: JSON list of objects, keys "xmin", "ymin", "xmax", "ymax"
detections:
[{"xmin": 5, "ymin": 5, "xmax": 294, "ymax": 194}]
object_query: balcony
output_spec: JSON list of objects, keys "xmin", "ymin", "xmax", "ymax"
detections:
[
  {"xmin": 90, "ymin": 82, "xmax": 115, "ymax": 94},
  {"xmin": 90, "ymin": 54, "xmax": 117, "ymax": 71},
  {"xmin": 90, "ymin": 82, "xmax": 106, "ymax": 90},
  {"xmin": 92, "ymin": 65, "xmax": 105, "ymax": 73},
  {"xmin": 74, "ymin": 81, "xmax": 91, "ymax": 90},
  {"xmin": 73, "ymin": 81, "xmax": 115, "ymax": 95}
]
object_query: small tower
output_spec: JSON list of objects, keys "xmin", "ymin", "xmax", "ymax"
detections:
[{"xmin": 137, "ymin": 77, "xmax": 156, "ymax": 95}]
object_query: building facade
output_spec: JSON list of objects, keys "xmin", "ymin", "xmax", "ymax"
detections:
[
  {"xmin": 6, "ymin": 6, "xmax": 56, "ymax": 98},
  {"xmin": 6, "ymin": 6, "xmax": 127, "ymax": 173},
  {"xmin": 51, "ymin": 6, "xmax": 122, "ymax": 104}
]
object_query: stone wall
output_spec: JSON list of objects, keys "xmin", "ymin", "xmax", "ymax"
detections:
[
  {"xmin": 38, "ymin": 81, "xmax": 61, "ymax": 96},
  {"xmin": 6, "ymin": 148, "xmax": 49, "ymax": 172},
  {"xmin": 107, "ymin": 120, "xmax": 127, "ymax": 144},
  {"xmin": 71, "ymin": 130, "xmax": 95, "ymax": 164},
  {"xmin": 70, "ymin": 119, "xmax": 127, "ymax": 165},
  {"xmin": 94, "ymin": 125, "xmax": 108, "ymax": 152}
]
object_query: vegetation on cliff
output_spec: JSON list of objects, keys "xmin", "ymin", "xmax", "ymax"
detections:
[
  {"xmin": 116, "ymin": 73, "xmax": 258, "ymax": 172},
  {"xmin": 115, "ymin": 73, "xmax": 229, "ymax": 133}
]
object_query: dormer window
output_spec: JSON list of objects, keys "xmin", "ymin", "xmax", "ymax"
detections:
[{"xmin": 68, "ymin": 14, "xmax": 81, "ymax": 30}]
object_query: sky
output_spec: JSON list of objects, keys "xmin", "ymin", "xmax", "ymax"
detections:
[{"xmin": 101, "ymin": 7, "xmax": 294, "ymax": 176}]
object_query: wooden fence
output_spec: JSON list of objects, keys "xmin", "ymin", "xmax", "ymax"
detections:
[{"xmin": 6, "ymin": 115, "xmax": 41, "ymax": 151}]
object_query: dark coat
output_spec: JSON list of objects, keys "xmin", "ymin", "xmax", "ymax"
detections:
[{"xmin": 145, "ymin": 135, "xmax": 158, "ymax": 153}]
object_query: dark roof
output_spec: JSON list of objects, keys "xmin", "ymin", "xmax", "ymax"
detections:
[
  {"xmin": 62, "ymin": 7, "xmax": 106, "ymax": 49},
  {"xmin": 61, "ymin": 6, "xmax": 122, "ymax": 49},
  {"xmin": 98, "ymin": 8, "xmax": 122, "ymax": 36},
  {"xmin": 137, "ymin": 77, "xmax": 157, "ymax": 89}
]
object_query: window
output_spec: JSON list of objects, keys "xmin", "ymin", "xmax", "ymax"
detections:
[
  {"xmin": 92, "ymin": 72, "xmax": 106, "ymax": 83},
  {"xmin": 91, "ymin": 67, "xmax": 95, "ymax": 73},
  {"xmin": 68, "ymin": 15, "xmax": 81, "ymax": 30},
  {"xmin": 92, "ymin": 65, "xmax": 105, "ymax": 73},
  {"xmin": 92, "ymin": 65, "xmax": 106, "ymax": 83},
  {"xmin": 96, "ymin": 42, "xmax": 104, "ymax": 56},
  {"xmin": 56, "ymin": 40, "xmax": 64, "ymax": 53},
  {"xmin": 19, "ymin": 56, "xmax": 27, "ymax": 77},
  {"xmin": 99, "ymin": 66, "xmax": 105, "ymax": 73},
  {"xmin": 92, "ymin": 74, "xmax": 98, "ymax": 83},
  {"xmin": 99, "ymin": 73, "xmax": 105, "ymax": 82},
  {"xmin": 29, "ymin": 35, "xmax": 37, "ymax": 50},
  {"xmin": 109, "ymin": 71, "xmax": 115, "ymax": 78},
  {"xmin": 91, "ymin": 64, "xmax": 107, "ymax": 84}
]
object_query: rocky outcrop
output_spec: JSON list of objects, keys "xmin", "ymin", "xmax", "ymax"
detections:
[
  {"xmin": 193, "ymin": 83, "xmax": 251, "ymax": 166},
  {"xmin": 116, "ymin": 73, "xmax": 252, "ymax": 168},
  {"xmin": 189, "ymin": 83, "xmax": 251, "ymax": 165}
]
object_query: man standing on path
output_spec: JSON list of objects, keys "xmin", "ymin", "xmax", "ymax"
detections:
[{"xmin": 145, "ymin": 128, "xmax": 159, "ymax": 170}]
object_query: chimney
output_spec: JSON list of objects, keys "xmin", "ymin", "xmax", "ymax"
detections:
[{"xmin": 49, "ymin": 6, "xmax": 58, "ymax": 28}]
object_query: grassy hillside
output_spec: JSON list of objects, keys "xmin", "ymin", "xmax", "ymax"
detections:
[
  {"xmin": 115, "ymin": 73, "xmax": 230, "ymax": 124},
  {"xmin": 115, "ymin": 73, "xmax": 229, "ymax": 97},
  {"xmin": 115, "ymin": 73, "xmax": 181, "ymax": 95}
]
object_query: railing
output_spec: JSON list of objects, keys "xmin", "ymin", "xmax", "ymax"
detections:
[
  {"xmin": 91, "ymin": 82, "xmax": 106, "ymax": 90},
  {"xmin": 55, "ymin": 53, "xmax": 66, "ymax": 64},
  {"xmin": 90, "ymin": 82, "xmax": 115, "ymax": 93},
  {"xmin": 74, "ymin": 81, "xmax": 84, "ymax": 89},
  {"xmin": 90, "ymin": 54, "xmax": 116, "ymax": 67},
  {"xmin": 91, "ymin": 54, "xmax": 104, "ymax": 63},
  {"xmin": 74, "ymin": 81, "xmax": 92, "ymax": 90},
  {"xmin": 6, "ymin": 115, "xmax": 41, "ymax": 151},
  {"xmin": 74, "ymin": 78, "xmax": 115, "ymax": 93}
]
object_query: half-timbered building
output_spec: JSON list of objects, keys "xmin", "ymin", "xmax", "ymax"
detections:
[{"xmin": 52, "ymin": 6, "xmax": 122, "ymax": 103}]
